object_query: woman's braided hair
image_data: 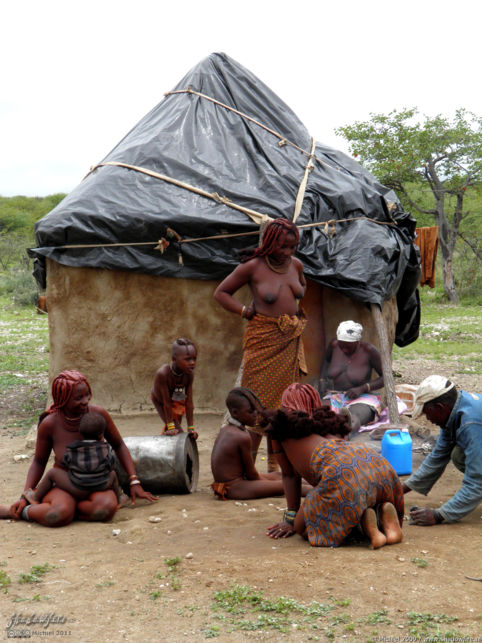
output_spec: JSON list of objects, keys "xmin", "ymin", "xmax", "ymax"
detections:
[
  {"xmin": 38, "ymin": 370, "xmax": 92, "ymax": 426},
  {"xmin": 50, "ymin": 370, "xmax": 92, "ymax": 411},
  {"xmin": 264, "ymin": 406, "xmax": 350, "ymax": 442},
  {"xmin": 281, "ymin": 383, "xmax": 322, "ymax": 417},
  {"xmin": 239, "ymin": 219, "xmax": 299, "ymax": 262}
]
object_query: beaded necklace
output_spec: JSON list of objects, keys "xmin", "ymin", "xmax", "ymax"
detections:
[
  {"xmin": 265, "ymin": 256, "xmax": 291, "ymax": 274},
  {"xmin": 170, "ymin": 364, "xmax": 186, "ymax": 401},
  {"xmin": 228, "ymin": 416, "xmax": 247, "ymax": 431}
]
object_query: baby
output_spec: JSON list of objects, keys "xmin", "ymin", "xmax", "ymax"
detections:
[{"xmin": 24, "ymin": 412, "xmax": 125, "ymax": 507}]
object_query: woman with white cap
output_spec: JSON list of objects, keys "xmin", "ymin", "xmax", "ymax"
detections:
[{"xmin": 319, "ymin": 320, "xmax": 384, "ymax": 433}]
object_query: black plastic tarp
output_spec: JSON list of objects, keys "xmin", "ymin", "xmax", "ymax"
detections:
[{"xmin": 29, "ymin": 52, "xmax": 420, "ymax": 346}]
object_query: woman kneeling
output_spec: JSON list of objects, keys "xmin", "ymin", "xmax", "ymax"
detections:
[{"xmin": 265, "ymin": 406, "xmax": 404, "ymax": 548}]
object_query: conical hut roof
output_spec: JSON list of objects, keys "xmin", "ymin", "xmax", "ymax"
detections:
[{"xmin": 30, "ymin": 52, "xmax": 420, "ymax": 345}]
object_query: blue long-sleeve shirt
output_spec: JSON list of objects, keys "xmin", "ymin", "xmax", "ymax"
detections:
[{"xmin": 405, "ymin": 390, "xmax": 482, "ymax": 522}]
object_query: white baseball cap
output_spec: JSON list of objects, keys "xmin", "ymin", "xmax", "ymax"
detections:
[{"xmin": 412, "ymin": 375, "xmax": 455, "ymax": 419}]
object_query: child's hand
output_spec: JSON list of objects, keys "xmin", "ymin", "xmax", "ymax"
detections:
[
  {"xmin": 164, "ymin": 427, "xmax": 181, "ymax": 436},
  {"xmin": 188, "ymin": 429, "xmax": 198, "ymax": 440},
  {"xmin": 10, "ymin": 497, "xmax": 28, "ymax": 520}
]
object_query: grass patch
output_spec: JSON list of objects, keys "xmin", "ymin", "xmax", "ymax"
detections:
[
  {"xmin": 201, "ymin": 585, "xmax": 339, "ymax": 636},
  {"xmin": 189, "ymin": 585, "xmax": 472, "ymax": 639},
  {"xmin": 411, "ymin": 557, "xmax": 428, "ymax": 568},
  {"xmin": 12, "ymin": 594, "xmax": 51, "ymax": 602},
  {"xmin": 149, "ymin": 556, "xmax": 184, "ymax": 599},
  {"xmin": 0, "ymin": 569, "xmax": 11, "ymax": 593},
  {"xmin": 18, "ymin": 563, "xmax": 56, "ymax": 584},
  {"xmin": 393, "ymin": 302, "xmax": 482, "ymax": 373},
  {"xmin": 364, "ymin": 609, "xmax": 392, "ymax": 625},
  {"xmin": 406, "ymin": 611, "xmax": 458, "ymax": 638},
  {"xmin": 0, "ymin": 295, "xmax": 49, "ymax": 429}
]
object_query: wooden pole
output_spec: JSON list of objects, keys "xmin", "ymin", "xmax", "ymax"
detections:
[{"xmin": 371, "ymin": 303, "xmax": 400, "ymax": 424}]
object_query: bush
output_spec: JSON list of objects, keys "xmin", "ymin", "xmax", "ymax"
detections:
[
  {"xmin": 0, "ymin": 232, "xmax": 33, "ymax": 271},
  {"xmin": 0, "ymin": 268, "xmax": 39, "ymax": 307}
]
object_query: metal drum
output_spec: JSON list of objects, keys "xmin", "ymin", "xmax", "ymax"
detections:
[{"xmin": 116, "ymin": 433, "xmax": 199, "ymax": 494}]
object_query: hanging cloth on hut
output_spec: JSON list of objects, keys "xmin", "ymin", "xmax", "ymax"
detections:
[{"xmin": 414, "ymin": 226, "xmax": 439, "ymax": 288}]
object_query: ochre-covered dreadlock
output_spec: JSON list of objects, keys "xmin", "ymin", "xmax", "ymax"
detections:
[
  {"xmin": 281, "ymin": 383, "xmax": 322, "ymax": 417},
  {"xmin": 240, "ymin": 219, "xmax": 299, "ymax": 262},
  {"xmin": 49, "ymin": 370, "xmax": 92, "ymax": 412},
  {"xmin": 264, "ymin": 406, "xmax": 350, "ymax": 442}
]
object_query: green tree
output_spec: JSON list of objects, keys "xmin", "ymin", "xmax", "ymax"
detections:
[{"xmin": 336, "ymin": 108, "xmax": 481, "ymax": 302}]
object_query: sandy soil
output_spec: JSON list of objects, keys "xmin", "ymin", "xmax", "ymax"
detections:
[{"xmin": 0, "ymin": 360, "xmax": 481, "ymax": 642}]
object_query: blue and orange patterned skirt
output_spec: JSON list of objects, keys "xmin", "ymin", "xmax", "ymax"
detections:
[{"xmin": 303, "ymin": 438, "xmax": 404, "ymax": 547}]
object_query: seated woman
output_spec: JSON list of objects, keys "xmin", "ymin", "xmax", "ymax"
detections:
[
  {"xmin": 265, "ymin": 406, "xmax": 404, "ymax": 549},
  {"xmin": 319, "ymin": 320, "xmax": 384, "ymax": 433},
  {"xmin": 0, "ymin": 370, "xmax": 156, "ymax": 526}
]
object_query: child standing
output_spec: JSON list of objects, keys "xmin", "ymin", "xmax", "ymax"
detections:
[
  {"xmin": 23, "ymin": 412, "xmax": 126, "ymax": 507},
  {"xmin": 151, "ymin": 338, "xmax": 197, "ymax": 438}
]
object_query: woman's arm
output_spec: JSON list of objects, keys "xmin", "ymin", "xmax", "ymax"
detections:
[
  {"xmin": 346, "ymin": 344, "xmax": 384, "ymax": 398},
  {"xmin": 10, "ymin": 419, "xmax": 53, "ymax": 518},
  {"xmin": 366, "ymin": 344, "xmax": 384, "ymax": 391},
  {"xmin": 213, "ymin": 263, "xmax": 255, "ymax": 319},
  {"xmin": 319, "ymin": 341, "xmax": 334, "ymax": 394},
  {"xmin": 266, "ymin": 441, "xmax": 301, "ymax": 539},
  {"xmin": 96, "ymin": 406, "xmax": 157, "ymax": 504}
]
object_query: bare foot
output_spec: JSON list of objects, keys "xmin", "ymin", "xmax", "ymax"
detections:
[
  {"xmin": 0, "ymin": 504, "xmax": 14, "ymax": 519},
  {"xmin": 23, "ymin": 489, "xmax": 40, "ymax": 505},
  {"xmin": 380, "ymin": 502, "xmax": 403, "ymax": 544},
  {"xmin": 117, "ymin": 493, "xmax": 130, "ymax": 509},
  {"xmin": 361, "ymin": 508, "xmax": 387, "ymax": 549}
]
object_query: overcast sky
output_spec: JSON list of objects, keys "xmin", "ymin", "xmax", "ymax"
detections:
[{"xmin": 1, "ymin": 0, "xmax": 479, "ymax": 197}]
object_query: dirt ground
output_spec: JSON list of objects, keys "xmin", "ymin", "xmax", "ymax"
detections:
[{"xmin": 1, "ymin": 360, "xmax": 481, "ymax": 641}]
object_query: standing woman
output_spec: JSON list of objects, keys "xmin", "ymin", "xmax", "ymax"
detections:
[
  {"xmin": 2, "ymin": 370, "xmax": 156, "ymax": 526},
  {"xmin": 214, "ymin": 219, "xmax": 307, "ymax": 469}
]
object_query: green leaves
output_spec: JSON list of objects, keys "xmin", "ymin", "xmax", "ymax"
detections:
[{"xmin": 336, "ymin": 107, "xmax": 481, "ymax": 302}]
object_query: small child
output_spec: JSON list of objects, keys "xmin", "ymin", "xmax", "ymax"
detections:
[
  {"xmin": 24, "ymin": 412, "xmax": 125, "ymax": 507},
  {"xmin": 210, "ymin": 387, "xmax": 285, "ymax": 500},
  {"xmin": 151, "ymin": 338, "xmax": 197, "ymax": 438}
]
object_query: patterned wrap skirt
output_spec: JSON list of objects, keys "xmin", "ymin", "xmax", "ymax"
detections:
[
  {"xmin": 303, "ymin": 438, "xmax": 404, "ymax": 547},
  {"xmin": 241, "ymin": 312, "xmax": 307, "ymax": 409},
  {"xmin": 325, "ymin": 392, "xmax": 382, "ymax": 423}
]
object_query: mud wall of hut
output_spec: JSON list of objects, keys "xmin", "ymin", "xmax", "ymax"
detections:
[{"xmin": 45, "ymin": 259, "xmax": 397, "ymax": 414}]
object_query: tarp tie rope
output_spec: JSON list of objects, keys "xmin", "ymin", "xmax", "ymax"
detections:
[
  {"xmin": 165, "ymin": 88, "xmax": 338, "ymax": 173},
  {"xmin": 165, "ymin": 88, "xmax": 309, "ymax": 157},
  {"xmin": 87, "ymin": 161, "xmax": 273, "ymax": 227},
  {"xmin": 292, "ymin": 137, "xmax": 316, "ymax": 224},
  {"xmin": 33, "ymin": 217, "xmax": 396, "ymax": 253}
]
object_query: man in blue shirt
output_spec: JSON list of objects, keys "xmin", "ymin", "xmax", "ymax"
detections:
[{"xmin": 402, "ymin": 375, "xmax": 482, "ymax": 526}]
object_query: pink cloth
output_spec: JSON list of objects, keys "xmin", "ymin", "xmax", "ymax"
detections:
[{"xmin": 359, "ymin": 399, "xmax": 408, "ymax": 432}]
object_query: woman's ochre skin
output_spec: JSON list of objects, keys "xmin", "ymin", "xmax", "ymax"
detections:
[
  {"xmin": 214, "ymin": 232, "xmax": 305, "ymax": 319},
  {"xmin": 6, "ymin": 380, "xmax": 156, "ymax": 527}
]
